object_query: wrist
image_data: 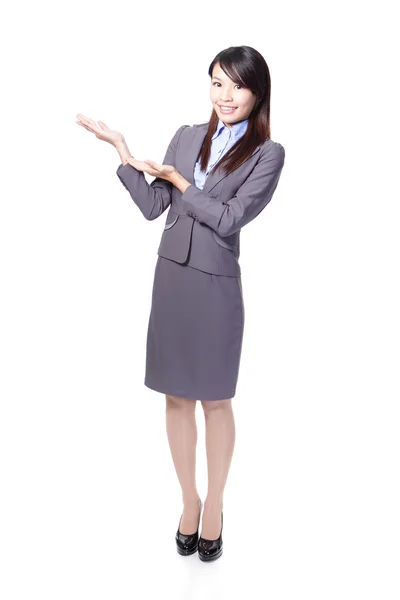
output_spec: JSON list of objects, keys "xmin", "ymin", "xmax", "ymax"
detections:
[
  {"xmin": 169, "ymin": 170, "xmax": 179, "ymax": 186},
  {"xmin": 115, "ymin": 138, "xmax": 132, "ymax": 166},
  {"xmin": 170, "ymin": 170, "xmax": 191, "ymax": 193},
  {"xmin": 114, "ymin": 137, "xmax": 127, "ymax": 151}
]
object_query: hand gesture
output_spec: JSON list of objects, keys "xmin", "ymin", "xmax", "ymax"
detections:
[
  {"xmin": 126, "ymin": 157, "xmax": 176, "ymax": 182},
  {"xmin": 76, "ymin": 113, "xmax": 124, "ymax": 146}
]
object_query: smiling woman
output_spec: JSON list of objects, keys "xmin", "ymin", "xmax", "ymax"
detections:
[{"xmin": 76, "ymin": 44, "xmax": 285, "ymax": 561}]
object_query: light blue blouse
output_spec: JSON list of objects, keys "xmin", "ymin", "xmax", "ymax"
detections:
[{"xmin": 193, "ymin": 118, "xmax": 249, "ymax": 190}]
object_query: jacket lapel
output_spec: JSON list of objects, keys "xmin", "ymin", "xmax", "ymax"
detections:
[{"xmin": 183, "ymin": 122, "xmax": 262, "ymax": 194}]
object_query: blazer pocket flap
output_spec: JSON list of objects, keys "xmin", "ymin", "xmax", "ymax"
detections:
[
  {"xmin": 163, "ymin": 212, "xmax": 179, "ymax": 230},
  {"xmin": 158, "ymin": 214, "xmax": 195, "ymax": 263},
  {"xmin": 212, "ymin": 230, "xmax": 238, "ymax": 252}
]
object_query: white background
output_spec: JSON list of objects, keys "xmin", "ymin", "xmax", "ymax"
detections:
[{"xmin": 1, "ymin": 0, "xmax": 399, "ymax": 598}]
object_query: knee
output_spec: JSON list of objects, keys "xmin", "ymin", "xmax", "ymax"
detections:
[
  {"xmin": 201, "ymin": 398, "xmax": 232, "ymax": 415},
  {"xmin": 166, "ymin": 394, "xmax": 197, "ymax": 411}
]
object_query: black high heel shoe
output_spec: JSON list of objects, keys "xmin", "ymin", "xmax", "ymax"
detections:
[
  {"xmin": 175, "ymin": 498, "xmax": 203, "ymax": 556},
  {"xmin": 198, "ymin": 511, "xmax": 223, "ymax": 562}
]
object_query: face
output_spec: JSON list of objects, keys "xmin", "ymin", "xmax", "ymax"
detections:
[{"xmin": 210, "ymin": 63, "xmax": 257, "ymax": 128}]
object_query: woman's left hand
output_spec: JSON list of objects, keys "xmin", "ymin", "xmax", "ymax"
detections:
[{"xmin": 126, "ymin": 157, "xmax": 176, "ymax": 181}]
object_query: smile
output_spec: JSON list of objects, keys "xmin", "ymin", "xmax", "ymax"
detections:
[{"xmin": 218, "ymin": 105, "xmax": 237, "ymax": 113}]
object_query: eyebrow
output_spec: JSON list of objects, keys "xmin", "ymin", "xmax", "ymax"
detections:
[{"xmin": 212, "ymin": 76, "xmax": 237, "ymax": 83}]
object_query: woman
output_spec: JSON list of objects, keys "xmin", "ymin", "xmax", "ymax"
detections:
[{"xmin": 76, "ymin": 45, "xmax": 285, "ymax": 562}]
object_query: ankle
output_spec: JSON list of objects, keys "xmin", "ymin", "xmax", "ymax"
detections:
[
  {"xmin": 204, "ymin": 497, "xmax": 223, "ymax": 510},
  {"xmin": 182, "ymin": 492, "xmax": 201, "ymax": 505}
]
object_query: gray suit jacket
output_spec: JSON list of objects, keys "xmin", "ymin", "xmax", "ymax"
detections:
[{"xmin": 116, "ymin": 122, "xmax": 285, "ymax": 276}]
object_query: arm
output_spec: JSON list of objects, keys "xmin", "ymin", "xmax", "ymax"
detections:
[
  {"xmin": 115, "ymin": 138, "xmax": 132, "ymax": 166},
  {"xmin": 175, "ymin": 142, "xmax": 285, "ymax": 237},
  {"xmin": 115, "ymin": 124, "xmax": 189, "ymax": 220}
]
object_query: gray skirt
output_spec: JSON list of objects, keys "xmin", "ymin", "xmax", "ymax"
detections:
[{"xmin": 144, "ymin": 256, "xmax": 245, "ymax": 401}]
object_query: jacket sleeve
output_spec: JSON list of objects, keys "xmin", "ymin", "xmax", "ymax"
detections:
[
  {"xmin": 116, "ymin": 124, "xmax": 189, "ymax": 221},
  {"xmin": 180, "ymin": 141, "xmax": 285, "ymax": 237}
]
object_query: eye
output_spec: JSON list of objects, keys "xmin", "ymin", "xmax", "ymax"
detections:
[{"xmin": 212, "ymin": 82, "xmax": 242, "ymax": 89}]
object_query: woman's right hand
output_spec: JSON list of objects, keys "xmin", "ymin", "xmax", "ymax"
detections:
[{"xmin": 76, "ymin": 113, "xmax": 124, "ymax": 146}]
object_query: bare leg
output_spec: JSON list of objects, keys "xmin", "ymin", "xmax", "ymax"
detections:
[
  {"xmin": 165, "ymin": 394, "xmax": 201, "ymax": 534},
  {"xmin": 200, "ymin": 398, "xmax": 235, "ymax": 539}
]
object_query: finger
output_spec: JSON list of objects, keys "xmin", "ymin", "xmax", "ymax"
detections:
[
  {"xmin": 78, "ymin": 117, "xmax": 102, "ymax": 135},
  {"xmin": 77, "ymin": 114, "xmax": 99, "ymax": 129},
  {"xmin": 144, "ymin": 159, "xmax": 160, "ymax": 169},
  {"xmin": 127, "ymin": 159, "xmax": 143, "ymax": 169},
  {"xmin": 76, "ymin": 120, "xmax": 92, "ymax": 132},
  {"xmin": 76, "ymin": 114, "xmax": 95, "ymax": 126},
  {"xmin": 97, "ymin": 121, "xmax": 109, "ymax": 130}
]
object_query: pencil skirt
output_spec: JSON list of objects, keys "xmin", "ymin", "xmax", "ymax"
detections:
[{"xmin": 144, "ymin": 256, "xmax": 245, "ymax": 401}]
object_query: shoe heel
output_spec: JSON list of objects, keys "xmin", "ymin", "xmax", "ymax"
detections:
[{"xmin": 175, "ymin": 498, "xmax": 203, "ymax": 556}]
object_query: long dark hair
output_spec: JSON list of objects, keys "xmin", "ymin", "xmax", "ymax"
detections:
[{"xmin": 198, "ymin": 45, "xmax": 272, "ymax": 176}]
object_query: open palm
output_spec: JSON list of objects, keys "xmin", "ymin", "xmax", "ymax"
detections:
[
  {"xmin": 76, "ymin": 113, "xmax": 124, "ymax": 146},
  {"xmin": 126, "ymin": 157, "xmax": 176, "ymax": 180}
]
